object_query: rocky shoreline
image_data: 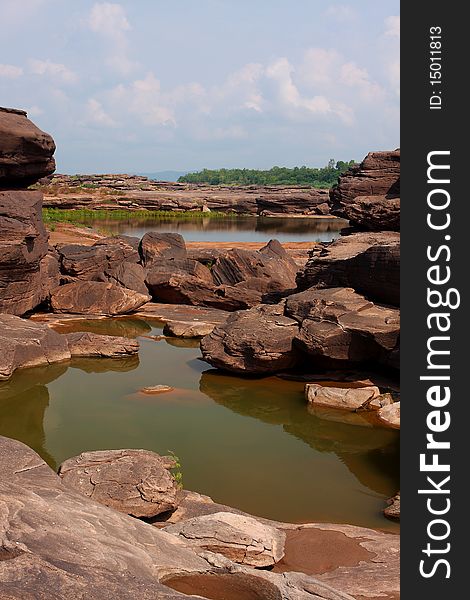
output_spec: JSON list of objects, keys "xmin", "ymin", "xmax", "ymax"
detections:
[{"xmin": 0, "ymin": 106, "xmax": 400, "ymax": 599}]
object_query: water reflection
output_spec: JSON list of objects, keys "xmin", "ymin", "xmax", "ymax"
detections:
[{"xmin": 77, "ymin": 215, "xmax": 346, "ymax": 243}]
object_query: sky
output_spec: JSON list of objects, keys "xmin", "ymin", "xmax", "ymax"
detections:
[{"xmin": 0, "ymin": 0, "xmax": 399, "ymax": 173}]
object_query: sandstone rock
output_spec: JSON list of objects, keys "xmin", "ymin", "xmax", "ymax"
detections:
[
  {"xmin": 329, "ymin": 150, "xmax": 400, "ymax": 231},
  {"xmin": 65, "ymin": 331, "xmax": 140, "ymax": 358},
  {"xmin": 58, "ymin": 449, "xmax": 179, "ymax": 518},
  {"xmin": 201, "ymin": 304, "xmax": 300, "ymax": 374},
  {"xmin": 139, "ymin": 232, "xmax": 187, "ymax": 267},
  {"xmin": 286, "ymin": 288, "xmax": 400, "ymax": 369},
  {"xmin": 377, "ymin": 401, "xmax": 400, "ymax": 429},
  {"xmin": 0, "ymin": 314, "xmax": 70, "ymax": 380},
  {"xmin": 211, "ymin": 239, "xmax": 298, "ymax": 297},
  {"xmin": 0, "ymin": 190, "xmax": 49, "ymax": 315},
  {"xmin": 146, "ymin": 258, "xmax": 213, "ymax": 301},
  {"xmin": 104, "ymin": 261, "xmax": 148, "ymax": 295},
  {"xmin": 140, "ymin": 385, "xmax": 174, "ymax": 394},
  {"xmin": 50, "ymin": 281, "xmax": 150, "ymax": 315},
  {"xmin": 164, "ymin": 512, "xmax": 286, "ymax": 568},
  {"xmin": 0, "ymin": 107, "xmax": 56, "ymax": 187},
  {"xmin": 163, "ymin": 320, "xmax": 216, "ymax": 338},
  {"xmin": 384, "ymin": 492, "xmax": 400, "ymax": 521},
  {"xmin": 39, "ymin": 248, "xmax": 61, "ymax": 302},
  {"xmin": 297, "ymin": 231, "xmax": 400, "ymax": 306},
  {"xmin": 256, "ymin": 188, "xmax": 330, "ymax": 216},
  {"xmin": 305, "ymin": 384, "xmax": 381, "ymax": 411}
]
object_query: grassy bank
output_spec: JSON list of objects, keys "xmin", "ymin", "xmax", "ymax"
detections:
[{"xmin": 42, "ymin": 208, "xmax": 241, "ymax": 226}]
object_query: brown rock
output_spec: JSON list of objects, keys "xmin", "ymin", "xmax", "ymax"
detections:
[
  {"xmin": 0, "ymin": 314, "xmax": 70, "ymax": 380},
  {"xmin": 163, "ymin": 320, "xmax": 216, "ymax": 338},
  {"xmin": 164, "ymin": 512, "xmax": 286, "ymax": 568},
  {"xmin": 50, "ymin": 281, "xmax": 150, "ymax": 315},
  {"xmin": 297, "ymin": 231, "xmax": 400, "ymax": 306},
  {"xmin": 65, "ymin": 331, "xmax": 140, "ymax": 358},
  {"xmin": 305, "ymin": 384, "xmax": 381, "ymax": 411},
  {"xmin": 384, "ymin": 492, "xmax": 400, "ymax": 521},
  {"xmin": 200, "ymin": 304, "xmax": 300, "ymax": 374},
  {"xmin": 140, "ymin": 385, "xmax": 174, "ymax": 394},
  {"xmin": 139, "ymin": 232, "xmax": 187, "ymax": 267},
  {"xmin": 329, "ymin": 150, "xmax": 400, "ymax": 231},
  {"xmin": 256, "ymin": 188, "xmax": 330, "ymax": 216},
  {"xmin": 0, "ymin": 107, "xmax": 56, "ymax": 188},
  {"xmin": 0, "ymin": 190, "xmax": 49, "ymax": 315},
  {"xmin": 377, "ymin": 401, "xmax": 400, "ymax": 429},
  {"xmin": 58, "ymin": 448, "xmax": 179, "ymax": 518}
]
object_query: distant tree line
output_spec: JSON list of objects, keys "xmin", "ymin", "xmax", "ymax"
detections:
[{"xmin": 178, "ymin": 159, "xmax": 356, "ymax": 187}]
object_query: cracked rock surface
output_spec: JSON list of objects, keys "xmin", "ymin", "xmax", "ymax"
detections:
[
  {"xmin": 164, "ymin": 512, "xmax": 286, "ymax": 568},
  {"xmin": 58, "ymin": 448, "xmax": 180, "ymax": 518}
]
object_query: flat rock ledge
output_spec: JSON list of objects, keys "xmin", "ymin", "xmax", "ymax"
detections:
[
  {"xmin": 305, "ymin": 384, "xmax": 393, "ymax": 412},
  {"xmin": 164, "ymin": 512, "xmax": 286, "ymax": 568},
  {"xmin": 0, "ymin": 436, "xmax": 356, "ymax": 600}
]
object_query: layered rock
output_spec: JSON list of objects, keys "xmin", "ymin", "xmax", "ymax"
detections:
[
  {"xmin": 297, "ymin": 231, "xmax": 400, "ymax": 306},
  {"xmin": 329, "ymin": 150, "xmax": 400, "ymax": 231},
  {"xmin": 377, "ymin": 401, "xmax": 400, "ymax": 429},
  {"xmin": 58, "ymin": 449, "xmax": 179, "ymax": 518},
  {"xmin": 201, "ymin": 287, "xmax": 400, "ymax": 375},
  {"xmin": 383, "ymin": 492, "xmax": 400, "ymax": 521},
  {"xmin": 305, "ymin": 384, "xmax": 381, "ymax": 411},
  {"xmin": 50, "ymin": 281, "xmax": 150, "ymax": 315},
  {"xmin": 164, "ymin": 512, "xmax": 286, "ymax": 568},
  {"xmin": 65, "ymin": 332, "xmax": 140, "ymax": 358},
  {"xmin": 139, "ymin": 232, "xmax": 187, "ymax": 267},
  {"xmin": 0, "ymin": 107, "xmax": 56, "ymax": 188}
]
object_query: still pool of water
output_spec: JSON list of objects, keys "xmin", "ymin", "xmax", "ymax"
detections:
[
  {"xmin": 0, "ymin": 318, "xmax": 399, "ymax": 531},
  {"xmin": 78, "ymin": 215, "xmax": 345, "ymax": 243}
]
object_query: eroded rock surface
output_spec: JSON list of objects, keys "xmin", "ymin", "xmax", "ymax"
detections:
[
  {"xmin": 50, "ymin": 281, "xmax": 150, "ymax": 315},
  {"xmin": 164, "ymin": 512, "xmax": 286, "ymax": 568},
  {"xmin": 58, "ymin": 449, "xmax": 179, "ymax": 518},
  {"xmin": 377, "ymin": 401, "xmax": 400, "ymax": 429},
  {"xmin": 329, "ymin": 150, "xmax": 400, "ymax": 231},
  {"xmin": 297, "ymin": 232, "xmax": 400, "ymax": 306},
  {"xmin": 65, "ymin": 331, "xmax": 140, "ymax": 358},
  {"xmin": 305, "ymin": 384, "xmax": 381, "ymax": 411},
  {"xmin": 0, "ymin": 107, "xmax": 56, "ymax": 187},
  {"xmin": 384, "ymin": 492, "xmax": 400, "ymax": 521}
]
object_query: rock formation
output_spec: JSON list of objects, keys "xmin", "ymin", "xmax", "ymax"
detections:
[
  {"xmin": 0, "ymin": 108, "xmax": 56, "ymax": 315},
  {"xmin": 329, "ymin": 150, "xmax": 400, "ymax": 231}
]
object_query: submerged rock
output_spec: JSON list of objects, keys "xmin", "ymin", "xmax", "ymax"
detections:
[
  {"xmin": 50, "ymin": 281, "xmax": 150, "ymax": 315},
  {"xmin": 58, "ymin": 448, "xmax": 179, "ymax": 518},
  {"xmin": 164, "ymin": 512, "xmax": 286, "ymax": 568},
  {"xmin": 297, "ymin": 231, "xmax": 400, "ymax": 306},
  {"xmin": 140, "ymin": 385, "xmax": 174, "ymax": 394},
  {"xmin": 65, "ymin": 331, "xmax": 140, "ymax": 358},
  {"xmin": 0, "ymin": 106, "xmax": 56, "ymax": 187},
  {"xmin": 329, "ymin": 150, "xmax": 400, "ymax": 231}
]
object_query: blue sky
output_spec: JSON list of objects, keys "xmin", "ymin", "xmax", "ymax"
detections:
[{"xmin": 0, "ymin": 1, "xmax": 399, "ymax": 173}]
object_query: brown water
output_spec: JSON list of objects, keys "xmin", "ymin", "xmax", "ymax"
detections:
[
  {"xmin": 78, "ymin": 215, "xmax": 345, "ymax": 243},
  {"xmin": 0, "ymin": 318, "xmax": 399, "ymax": 531}
]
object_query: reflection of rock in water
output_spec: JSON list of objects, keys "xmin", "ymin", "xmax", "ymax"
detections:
[
  {"xmin": 71, "ymin": 355, "xmax": 139, "ymax": 374},
  {"xmin": 199, "ymin": 370, "xmax": 399, "ymax": 495},
  {"xmin": 0, "ymin": 362, "xmax": 68, "ymax": 401},
  {"xmin": 52, "ymin": 317, "xmax": 152, "ymax": 339},
  {"xmin": 0, "ymin": 385, "xmax": 56, "ymax": 469}
]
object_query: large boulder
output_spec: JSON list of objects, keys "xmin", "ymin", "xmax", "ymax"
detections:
[
  {"xmin": 0, "ymin": 314, "xmax": 70, "ymax": 380},
  {"xmin": 305, "ymin": 384, "xmax": 382, "ymax": 411},
  {"xmin": 139, "ymin": 232, "xmax": 187, "ymax": 267},
  {"xmin": 0, "ymin": 107, "xmax": 56, "ymax": 188},
  {"xmin": 58, "ymin": 449, "xmax": 179, "ymax": 518},
  {"xmin": 201, "ymin": 304, "xmax": 300, "ymax": 374},
  {"xmin": 0, "ymin": 436, "xmax": 351, "ymax": 599},
  {"xmin": 211, "ymin": 239, "xmax": 298, "ymax": 297},
  {"xmin": 297, "ymin": 232, "xmax": 400, "ymax": 306},
  {"xmin": 329, "ymin": 150, "xmax": 400, "ymax": 231},
  {"xmin": 0, "ymin": 190, "xmax": 49, "ymax": 315},
  {"xmin": 287, "ymin": 288, "xmax": 400, "ymax": 370},
  {"xmin": 50, "ymin": 281, "xmax": 150, "ymax": 315},
  {"xmin": 164, "ymin": 512, "xmax": 286, "ymax": 568}
]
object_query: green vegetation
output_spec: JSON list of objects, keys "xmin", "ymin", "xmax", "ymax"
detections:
[
  {"xmin": 42, "ymin": 207, "xmax": 237, "ymax": 226},
  {"xmin": 178, "ymin": 159, "xmax": 356, "ymax": 187},
  {"xmin": 167, "ymin": 450, "xmax": 183, "ymax": 489}
]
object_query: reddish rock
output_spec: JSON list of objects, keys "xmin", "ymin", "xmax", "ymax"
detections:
[
  {"xmin": 329, "ymin": 150, "xmax": 400, "ymax": 231},
  {"xmin": 0, "ymin": 107, "xmax": 56, "ymax": 188},
  {"xmin": 50, "ymin": 281, "xmax": 150, "ymax": 315},
  {"xmin": 0, "ymin": 190, "xmax": 49, "ymax": 315},
  {"xmin": 139, "ymin": 232, "xmax": 187, "ymax": 267},
  {"xmin": 65, "ymin": 331, "xmax": 140, "ymax": 358},
  {"xmin": 297, "ymin": 232, "xmax": 400, "ymax": 306}
]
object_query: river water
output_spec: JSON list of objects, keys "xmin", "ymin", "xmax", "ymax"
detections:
[{"xmin": 0, "ymin": 317, "xmax": 399, "ymax": 531}]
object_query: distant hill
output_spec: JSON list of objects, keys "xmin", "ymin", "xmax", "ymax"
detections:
[{"xmin": 136, "ymin": 171, "xmax": 190, "ymax": 182}]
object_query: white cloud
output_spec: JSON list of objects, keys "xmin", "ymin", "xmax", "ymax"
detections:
[
  {"xmin": 340, "ymin": 62, "xmax": 384, "ymax": 101},
  {"xmin": 86, "ymin": 99, "xmax": 117, "ymax": 127},
  {"xmin": 0, "ymin": 63, "xmax": 23, "ymax": 78},
  {"xmin": 26, "ymin": 105, "xmax": 43, "ymax": 117},
  {"xmin": 88, "ymin": 3, "xmax": 137, "ymax": 75},
  {"xmin": 385, "ymin": 16, "xmax": 400, "ymax": 38},
  {"xmin": 324, "ymin": 4, "xmax": 356, "ymax": 21},
  {"xmin": 299, "ymin": 48, "xmax": 340, "ymax": 87},
  {"xmin": 29, "ymin": 59, "xmax": 77, "ymax": 84}
]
